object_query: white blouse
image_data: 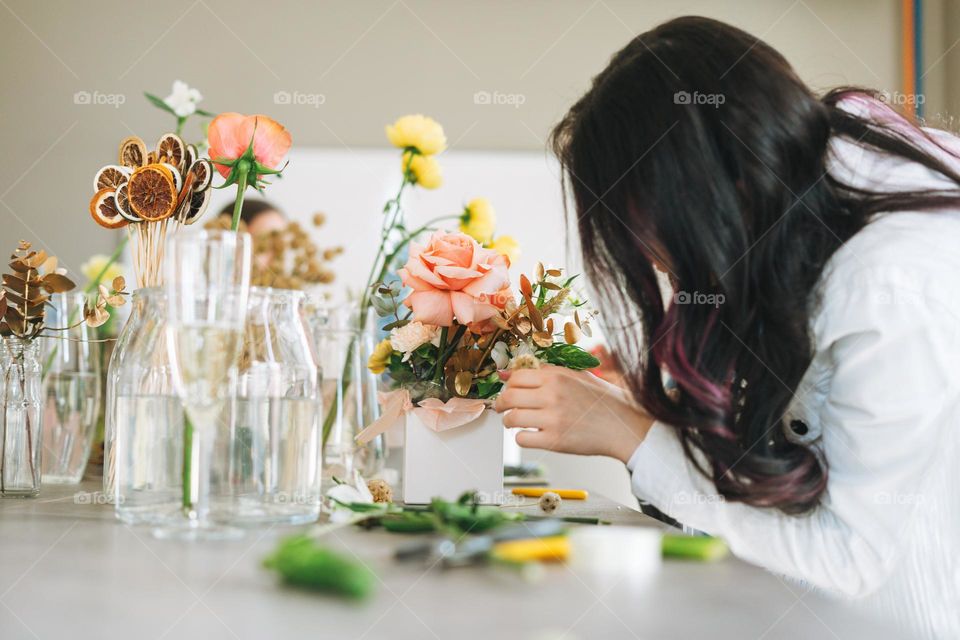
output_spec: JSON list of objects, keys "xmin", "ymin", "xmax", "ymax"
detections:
[{"xmin": 627, "ymin": 129, "xmax": 960, "ymax": 638}]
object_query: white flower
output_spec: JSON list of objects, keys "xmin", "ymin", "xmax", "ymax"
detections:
[
  {"xmin": 507, "ymin": 340, "xmax": 546, "ymax": 370},
  {"xmin": 325, "ymin": 471, "xmax": 375, "ymax": 523},
  {"xmin": 390, "ymin": 321, "xmax": 440, "ymax": 361},
  {"xmin": 164, "ymin": 80, "xmax": 203, "ymax": 118},
  {"xmin": 491, "ymin": 341, "xmax": 510, "ymax": 370}
]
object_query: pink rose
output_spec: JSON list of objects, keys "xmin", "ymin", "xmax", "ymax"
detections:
[{"xmin": 398, "ymin": 231, "xmax": 511, "ymax": 329}]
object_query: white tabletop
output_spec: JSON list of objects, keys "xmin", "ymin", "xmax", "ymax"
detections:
[{"xmin": 0, "ymin": 478, "xmax": 903, "ymax": 640}]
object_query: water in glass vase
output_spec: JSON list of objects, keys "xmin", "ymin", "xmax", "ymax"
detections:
[
  {"xmin": 41, "ymin": 371, "xmax": 99, "ymax": 483},
  {"xmin": 225, "ymin": 396, "xmax": 321, "ymax": 525},
  {"xmin": 114, "ymin": 394, "xmax": 185, "ymax": 524},
  {"xmin": 170, "ymin": 325, "xmax": 240, "ymax": 517}
]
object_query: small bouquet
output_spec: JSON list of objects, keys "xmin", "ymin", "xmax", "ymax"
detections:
[
  {"xmin": 359, "ymin": 231, "xmax": 598, "ymax": 504},
  {"xmin": 367, "ymin": 236, "xmax": 598, "ymax": 401}
]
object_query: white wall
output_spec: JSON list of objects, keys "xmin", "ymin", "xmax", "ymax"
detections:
[{"xmin": 1, "ymin": 0, "xmax": 908, "ymax": 274}]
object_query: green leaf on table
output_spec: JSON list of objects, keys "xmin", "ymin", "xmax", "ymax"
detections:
[
  {"xmin": 263, "ymin": 535, "xmax": 376, "ymax": 599},
  {"xmin": 538, "ymin": 343, "xmax": 600, "ymax": 370}
]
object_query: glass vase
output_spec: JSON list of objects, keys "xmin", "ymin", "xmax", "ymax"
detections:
[
  {"xmin": 105, "ymin": 288, "xmax": 186, "ymax": 523},
  {"xmin": 1, "ymin": 337, "xmax": 43, "ymax": 497},
  {"xmin": 223, "ymin": 287, "xmax": 322, "ymax": 525},
  {"xmin": 41, "ymin": 292, "xmax": 101, "ymax": 484},
  {"xmin": 310, "ymin": 303, "xmax": 384, "ymax": 486}
]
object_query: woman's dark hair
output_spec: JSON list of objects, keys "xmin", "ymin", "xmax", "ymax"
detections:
[
  {"xmin": 551, "ymin": 16, "xmax": 960, "ymax": 513},
  {"xmin": 218, "ymin": 199, "xmax": 283, "ymax": 226}
]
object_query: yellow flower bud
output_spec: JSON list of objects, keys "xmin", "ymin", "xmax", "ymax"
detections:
[
  {"xmin": 80, "ymin": 254, "xmax": 124, "ymax": 285},
  {"xmin": 385, "ymin": 114, "xmax": 447, "ymax": 156},
  {"xmin": 488, "ymin": 235, "xmax": 520, "ymax": 263},
  {"xmin": 459, "ymin": 197, "xmax": 496, "ymax": 244},
  {"xmin": 367, "ymin": 338, "xmax": 394, "ymax": 375},
  {"xmin": 403, "ymin": 151, "xmax": 443, "ymax": 190}
]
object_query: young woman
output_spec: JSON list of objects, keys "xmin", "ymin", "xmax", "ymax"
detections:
[{"xmin": 494, "ymin": 16, "xmax": 959, "ymax": 639}]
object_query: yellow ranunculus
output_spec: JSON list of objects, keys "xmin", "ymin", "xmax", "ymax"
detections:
[
  {"xmin": 367, "ymin": 338, "xmax": 394, "ymax": 374},
  {"xmin": 403, "ymin": 151, "xmax": 443, "ymax": 190},
  {"xmin": 386, "ymin": 115, "xmax": 447, "ymax": 156},
  {"xmin": 488, "ymin": 235, "xmax": 520, "ymax": 263},
  {"xmin": 81, "ymin": 254, "xmax": 124, "ymax": 285},
  {"xmin": 459, "ymin": 197, "xmax": 496, "ymax": 244}
]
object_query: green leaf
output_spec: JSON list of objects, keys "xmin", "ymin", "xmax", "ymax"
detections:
[
  {"xmin": 476, "ymin": 371, "xmax": 502, "ymax": 398},
  {"xmin": 144, "ymin": 92, "xmax": 177, "ymax": 116},
  {"xmin": 194, "ymin": 108, "xmax": 216, "ymax": 117},
  {"xmin": 539, "ymin": 343, "xmax": 600, "ymax": 370},
  {"xmin": 262, "ymin": 535, "xmax": 376, "ymax": 599}
]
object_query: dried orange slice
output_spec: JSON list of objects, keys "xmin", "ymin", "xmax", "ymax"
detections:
[
  {"xmin": 93, "ymin": 164, "xmax": 131, "ymax": 192},
  {"xmin": 89, "ymin": 188, "xmax": 129, "ymax": 229},
  {"xmin": 127, "ymin": 165, "xmax": 177, "ymax": 221},
  {"xmin": 118, "ymin": 136, "xmax": 147, "ymax": 169},
  {"xmin": 155, "ymin": 133, "xmax": 186, "ymax": 172},
  {"xmin": 160, "ymin": 162, "xmax": 183, "ymax": 193},
  {"xmin": 182, "ymin": 188, "xmax": 210, "ymax": 225},
  {"xmin": 114, "ymin": 182, "xmax": 140, "ymax": 222},
  {"xmin": 184, "ymin": 144, "xmax": 198, "ymax": 171},
  {"xmin": 187, "ymin": 159, "xmax": 213, "ymax": 192}
]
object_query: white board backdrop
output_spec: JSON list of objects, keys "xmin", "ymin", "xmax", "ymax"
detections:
[{"xmin": 204, "ymin": 147, "xmax": 575, "ymax": 299}]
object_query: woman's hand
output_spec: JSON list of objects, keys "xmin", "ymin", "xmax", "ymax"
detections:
[{"xmin": 493, "ymin": 366, "xmax": 655, "ymax": 463}]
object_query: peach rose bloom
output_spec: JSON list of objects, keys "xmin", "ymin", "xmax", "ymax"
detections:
[
  {"xmin": 398, "ymin": 231, "xmax": 511, "ymax": 329},
  {"xmin": 208, "ymin": 113, "xmax": 292, "ymax": 178}
]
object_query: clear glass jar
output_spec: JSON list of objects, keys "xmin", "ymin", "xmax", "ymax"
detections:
[
  {"xmin": 309, "ymin": 303, "xmax": 384, "ymax": 485},
  {"xmin": 1, "ymin": 337, "xmax": 43, "ymax": 497},
  {"xmin": 222, "ymin": 287, "xmax": 322, "ymax": 525},
  {"xmin": 105, "ymin": 288, "xmax": 186, "ymax": 523},
  {"xmin": 41, "ymin": 292, "xmax": 101, "ymax": 484}
]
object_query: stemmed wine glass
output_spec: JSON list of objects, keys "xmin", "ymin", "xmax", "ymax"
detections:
[{"xmin": 160, "ymin": 229, "xmax": 251, "ymax": 539}]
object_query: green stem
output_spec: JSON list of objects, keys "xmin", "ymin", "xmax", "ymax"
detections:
[
  {"xmin": 182, "ymin": 415, "xmax": 196, "ymax": 512},
  {"xmin": 433, "ymin": 327, "xmax": 448, "ymax": 384},
  {"xmin": 230, "ymin": 164, "xmax": 250, "ymax": 231},
  {"xmin": 428, "ymin": 324, "xmax": 466, "ymax": 382}
]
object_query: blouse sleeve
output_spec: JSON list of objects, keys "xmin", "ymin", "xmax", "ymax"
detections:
[{"xmin": 628, "ymin": 268, "xmax": 960, "ymax": 598}]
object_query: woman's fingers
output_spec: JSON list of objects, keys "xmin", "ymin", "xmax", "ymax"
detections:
[
  {"xmin": 498, "ymin": 369, "xmax": 544, "ymax": 388},
  {"xmin": 502, "ymin": 408, "xmax": 548, "ymax": 429},
  {"xmin": 494, "ymin": 387, "xmax": 545, "ymax": 412},
  {"xmin": 515, "ymin": 428, "xmax": 555, "ymax": 450}
]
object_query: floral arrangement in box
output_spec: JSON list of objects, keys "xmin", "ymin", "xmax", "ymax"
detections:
[{"xmin": 366, "ymin": 241, "xmax": 599, "ymax": 402}]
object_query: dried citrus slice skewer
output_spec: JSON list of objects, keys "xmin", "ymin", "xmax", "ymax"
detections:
[
  {"xmin": 89, "ymin": 188, "xmax": 129, "ymax": 229},
  {"xmin": 155, "ymin": 133, "xmax": 187, "ymax": 173},
  {"xmin": 182, "ymin": 188, "xmax": 211, "ymax": 225},
  {"xmin": 160, "ymin": 162, "xmax": 183, "ymax": 193},
  {"xmin": 93, "ymin": 164, "xmax": 131, "ymax": 192},
  {"xmin": 118, "ymin": 136, "xmax": 148, "ymax": 169},
  {"xmin": 127, "ymin": 164, "xmax": 177, "ymax": 221},
  {"xmin": 114, "ymin": 182, "xmax": 140, "ymax": 222},
  {"xmin": 184, "ymin": 144, "xmax": 198, "ymax": 172},
  {"xmin": 187, "ymin": 159, "xmax": 213, "ymax": 192}
]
